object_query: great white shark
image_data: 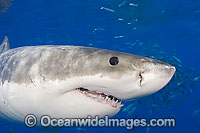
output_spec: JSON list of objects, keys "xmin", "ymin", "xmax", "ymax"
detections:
[{"xmin": 0, "ymin": 36, "xmax": 175, "ymax": 123}]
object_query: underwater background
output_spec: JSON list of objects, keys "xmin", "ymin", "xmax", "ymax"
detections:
[{"xmin": 0, "ymin": 0, "xmax": 200, "ymax": 132}]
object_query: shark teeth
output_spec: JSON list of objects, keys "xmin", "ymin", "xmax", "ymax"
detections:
[{"xmin": 76, "ymin": 88, "xmax": 122, "ymax": 109}]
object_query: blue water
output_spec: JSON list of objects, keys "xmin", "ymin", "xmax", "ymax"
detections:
[{"xmin": 0, "ymin": 0, "xmax": 200, "ymax": 132}]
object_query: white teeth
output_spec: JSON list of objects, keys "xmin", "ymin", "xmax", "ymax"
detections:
[
  {"xmin": 105, "ymin": 96, "xmax": 109, "ymax": 100},
  {"xmin": 77, "ymin": 88, "xmax": 122, "ymax": 108},
  {"xmin": 98, "ymin": 95, "xmax": 102, "ymax": 101}
]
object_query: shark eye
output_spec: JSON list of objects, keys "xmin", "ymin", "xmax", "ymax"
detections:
[{"xmin": 109, "ymin": 57, "xmax": 119, "ymax": 65}]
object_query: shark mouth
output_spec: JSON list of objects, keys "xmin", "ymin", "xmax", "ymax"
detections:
[{"xmin": 76, "ymin": 88, "xmax": 123, "ymax": 109}]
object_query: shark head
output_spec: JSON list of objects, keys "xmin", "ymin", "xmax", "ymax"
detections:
[{"xmin": 0, "ymin": 45, "xmax": 176, "ymax": 121}]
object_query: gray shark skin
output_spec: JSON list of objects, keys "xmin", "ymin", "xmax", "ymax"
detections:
[
  {"xmin": 0, "ymin": 37, "xmax": 175, "ymax": 123},
  {"xmin": 0, "ymin": 45, "xmax": 173, "ymax": 84}
]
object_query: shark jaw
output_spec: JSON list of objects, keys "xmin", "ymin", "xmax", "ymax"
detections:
[{"xmin": 75, "ymin": 87, "xmax": 123, "ymax": 109}]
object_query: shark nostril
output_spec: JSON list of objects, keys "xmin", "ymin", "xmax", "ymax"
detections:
[
  {"xmin": 165, "ymin": 65, "xmax": 176, "ymax": 72},
  {"xmin": 170, "ymin": 66, "xmax": 176, "ymax": 72}
]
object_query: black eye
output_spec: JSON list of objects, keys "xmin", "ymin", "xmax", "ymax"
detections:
[{"xmin": 109, "ymin": 57, "xmax": 119, "ymax": 65}]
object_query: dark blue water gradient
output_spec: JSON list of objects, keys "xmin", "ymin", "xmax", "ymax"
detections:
[{"xmin": 0, "ymin": 0, "xmax": 200, "ymax": 132}]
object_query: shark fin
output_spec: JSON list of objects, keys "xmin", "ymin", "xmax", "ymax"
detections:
[{"xmin": 0, "ymin": 36, "xmax": 10, "ymax": 54}]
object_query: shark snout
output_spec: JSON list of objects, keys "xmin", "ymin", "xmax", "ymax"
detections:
[
  {"xmin": 144, "ymin": 58, "xmax": 176, "ymax": 76},
  {"xmin": 167, "ymin": 65, "xmax": 176, "ymax": 72},
  {"xmin": 166, "ymin": 65, "xmax": 176, "ymax": 76},
  {"xmin": 157, "ymin": 62, "xmax": 176, "ymax": 77}
]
